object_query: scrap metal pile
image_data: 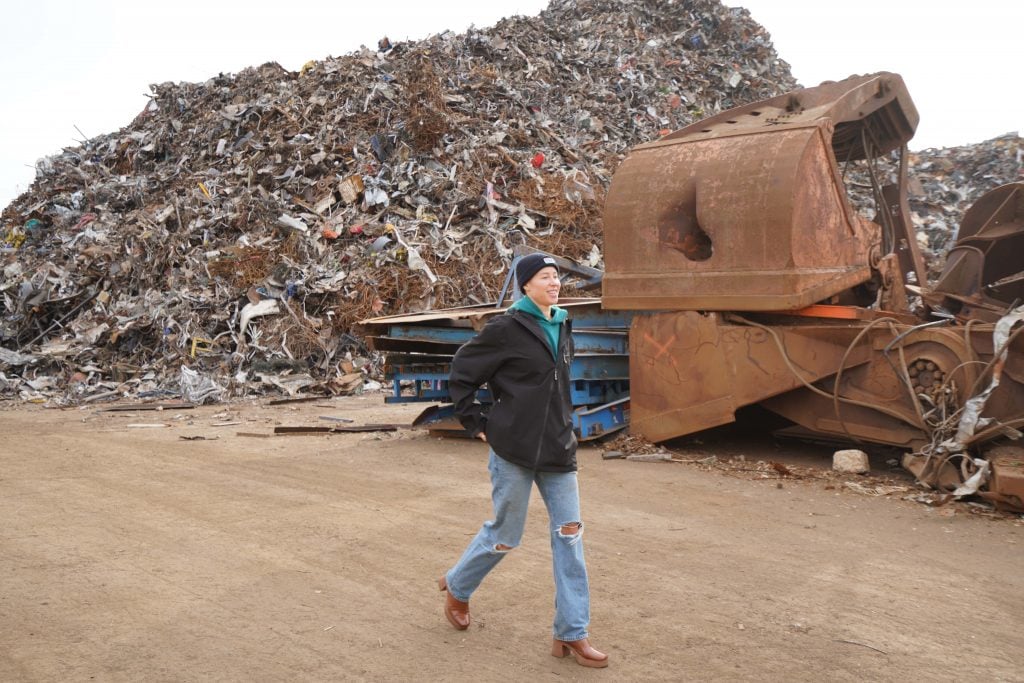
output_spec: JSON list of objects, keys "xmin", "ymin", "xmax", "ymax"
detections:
[
  {"xmin": 907, "ymin": 134, "xmax": 1023, "ymax": 280},
  {"xmin": 1, "ymin": 0, "xmax": 1021, "ymax": 409},
  {"xmin": 1, "ymin": 0, "xmax": 798, "ymax": 404}
]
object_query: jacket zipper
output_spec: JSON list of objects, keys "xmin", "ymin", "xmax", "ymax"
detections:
[
  {"xmin": 532, "ymin": 318, "xmax": 567, "ymax": 469},
  {"xmin": 533, "ymin": 376, "xmax": 555, "ymax": 469}
]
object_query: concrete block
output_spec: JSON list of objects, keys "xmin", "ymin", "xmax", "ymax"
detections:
[{"xmin": 833, "ymin": 449, "xmax": 870, "ymax": 474}]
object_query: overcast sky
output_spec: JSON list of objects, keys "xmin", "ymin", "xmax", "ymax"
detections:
[{"xmin": 1, "ymin": 0, "xmax": 1021, "ymax": 209}]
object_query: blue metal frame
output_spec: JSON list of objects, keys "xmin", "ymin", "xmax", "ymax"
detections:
[
  {"xmin": 567, "ymin": 308, "xmax": 633, "ymax": 330},
  {"xmin": 568, "ymin": 379, "xmax": 629, "ymax": 406},
  {"xmin": 378, "ymin": 299, "xmax": 635, "ymax": 438},
  {"xmin": 570, "ymin": 354, "xmax": 629, "ymax": 381},
  {"xmin": 571, "ymin": 331, "xmax": 628, "ymax": 354},
  {"xmin": 572, "ymin": 397, "xmax": 630, "ymax": 440},
  {"xmin": 386, "ymin": 325, "xmax": 476, "ymax": 344},
  {"xmin": 381, "ymin": 326, "xmax": 628, "ymax": 354},
  {"xmin": 384, "ymin": 380, "xmax": 450, "ymax": 403}
]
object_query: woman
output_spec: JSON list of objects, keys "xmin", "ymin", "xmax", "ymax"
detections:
[{"xmin": 437, "ymin": 253, "xmax": 608, "ymax": 669}]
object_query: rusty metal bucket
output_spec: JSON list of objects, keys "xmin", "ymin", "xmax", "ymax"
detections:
[{"xmin": 602, "ymin": 73, "xmax": 919, "ymax": 312}]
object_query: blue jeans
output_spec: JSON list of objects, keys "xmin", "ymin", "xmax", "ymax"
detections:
[{"xmin": 445, "ymin": 450, "xmax": 590, "ymax": 642}]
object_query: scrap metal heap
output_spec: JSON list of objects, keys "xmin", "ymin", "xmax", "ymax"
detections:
[
  {"xmin": 601, "ymin": 73, "xmax": 1024, "ymax": 510},
  {"xmin": 0, "ymin": 0, "xmax": 801, "ymax": 404},
  {"xmin": 1, "ymin": 1, "xmax": 1019, "ymax": 409}
]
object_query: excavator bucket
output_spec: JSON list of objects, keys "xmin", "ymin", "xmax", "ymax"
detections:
[
  {"xmin": 610, "ymin": 72, "xmax": 927, "ymax": 444},
  {"xmin": 602, "ymin": 73, "xmax": 920, "ymax": 311}
]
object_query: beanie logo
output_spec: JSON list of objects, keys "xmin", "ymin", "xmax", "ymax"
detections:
[{"xmin": 543, "ymin": 257, "xmax": 556, "ymax": 265}]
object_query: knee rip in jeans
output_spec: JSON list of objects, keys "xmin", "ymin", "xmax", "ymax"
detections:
[
  {"xmin": 492, "ymin": 543, "xmax": 515, "ymax": 553},
  {"xmin": 556, "ymin": 521, "xmax": 583, "ymax": 546}
]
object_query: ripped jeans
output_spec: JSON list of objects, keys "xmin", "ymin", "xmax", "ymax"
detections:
[{"xmin": 445, "ymin": 449, "xmax": 590, "ymax": 642}]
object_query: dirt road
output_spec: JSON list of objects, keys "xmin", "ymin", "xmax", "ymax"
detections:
[{"xmin": 2, "ymin": 396, "xmax": 1022, "ymax": 681}]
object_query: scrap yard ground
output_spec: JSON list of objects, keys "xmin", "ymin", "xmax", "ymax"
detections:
[{"xmin": 2, "ymin": 396, "xmax": 1022, "ymax": 681}]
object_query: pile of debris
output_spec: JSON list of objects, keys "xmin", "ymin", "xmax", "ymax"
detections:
[
  {"xmin": 602, "ymin": 432, "xmax": 1023, "ymax": 516},
  {"xmin": 908, "ymin": 133, "xmax": 1023, "ymax": 280},
  {"xmin": 0, "ymin": 0, "xmax": 796, "ymax": 404},
  {"xmin": 1, "ymin": 0, "xmax": 1021, "ymax": 406}
]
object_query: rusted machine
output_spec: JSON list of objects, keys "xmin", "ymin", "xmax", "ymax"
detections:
[{"xmin": 602, "ymin": 73, "xmax": 1024, "ymax": 509}]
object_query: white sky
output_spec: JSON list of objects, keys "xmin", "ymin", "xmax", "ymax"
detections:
[{"xmin": 1, "ymin": 0, "xmax": 1021, "ymax": 210}]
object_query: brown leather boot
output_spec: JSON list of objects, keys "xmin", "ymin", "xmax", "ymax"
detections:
[
  {"xmin": 551, "ymin": 638, "xmax": 609, "ymax": 668},
  {"xmin": 437, "ymin": 576, "xmax": 470, "ymax": 630}
]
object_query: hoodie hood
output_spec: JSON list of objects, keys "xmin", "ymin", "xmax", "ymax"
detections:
[
  {"xmin": 509, "ymin": 295, "xmax": 568, "ymax": 323},
  {"xmin": 509, "ymin": 296, "xmax": 567, "ymax": 360}
]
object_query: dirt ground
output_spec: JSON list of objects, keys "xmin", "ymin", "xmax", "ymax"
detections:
[{"xmin": 1, "ymin": 394, "xmax": 1022, "ymax": 682}]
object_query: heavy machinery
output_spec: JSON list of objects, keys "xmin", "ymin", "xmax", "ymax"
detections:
[
  {"xmin": 363, "ymin": 73, "xmax": 1024, "ymax": 510},
  {"xmin": 602, "ymin": 72, "xmax": 1024, "ymax": 509}
]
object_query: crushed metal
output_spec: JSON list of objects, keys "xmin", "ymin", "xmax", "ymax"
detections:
[{"xmin": 1, "ymin": 0, "xmax": 796, "ymax": 405}]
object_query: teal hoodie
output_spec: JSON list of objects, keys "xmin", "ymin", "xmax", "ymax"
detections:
[{"xmin": 509, "ymin": 296, "xmax": 568, "ymax": 360}]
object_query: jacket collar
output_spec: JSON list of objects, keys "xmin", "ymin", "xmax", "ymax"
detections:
[
  {"xmin": 509, "ymin": 296, "xmax": 568, "ymax": 323},
  {"xmin": 508, "ymin": 308, "xmax": 570, "ymax": 360}
]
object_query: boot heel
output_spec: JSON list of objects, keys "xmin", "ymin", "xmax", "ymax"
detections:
[{"xmin": 551, "ymin": 639, "xmax": 609, "ymax": 668}]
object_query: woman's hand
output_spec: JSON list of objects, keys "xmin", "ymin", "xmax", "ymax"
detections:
[{"xmin": 477, "ymin": 432, "xmax": 488, "ymax": 443}]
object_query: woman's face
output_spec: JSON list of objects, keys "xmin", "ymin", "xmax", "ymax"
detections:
[{"xmin": 523, "ymin": 266, "xmax": 561, "ymax": 307}]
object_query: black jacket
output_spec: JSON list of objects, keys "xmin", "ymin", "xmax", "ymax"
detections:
[{"xmin": 449, "ymin": 309, "xmax": 577, "ymax": 472}]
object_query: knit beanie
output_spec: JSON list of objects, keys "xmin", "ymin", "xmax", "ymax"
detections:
[{"xmin": 515, "ymin": 253, "xmax": 559, "ymax": 292}]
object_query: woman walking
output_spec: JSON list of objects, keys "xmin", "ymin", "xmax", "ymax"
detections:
[{"xmin": 437, "ymin": 253, "xmax": 608, "ymax": 668}]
